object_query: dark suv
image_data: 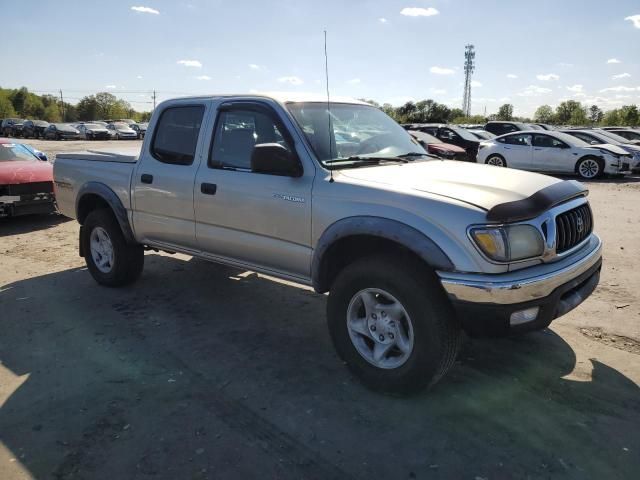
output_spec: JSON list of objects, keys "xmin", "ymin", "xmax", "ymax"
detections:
[
  {"xmin": 404, "ymin": 123, "xmax": 481, "ymax": 160},
  {"xmin": 22, "ymin": 120, "xmax": 50, "ymax": 139},
  {"xmin": 1, "ymin": 118, "xmax": 25, "ymax": 137}
]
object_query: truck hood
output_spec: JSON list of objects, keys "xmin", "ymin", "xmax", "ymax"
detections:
[
  {"xmin": 0, "ymin": 160, "xmax": 53, "ymax": 185},
  {"xmin": 338, "ymin": 160, "xmax": 560, "ymax": 211}
]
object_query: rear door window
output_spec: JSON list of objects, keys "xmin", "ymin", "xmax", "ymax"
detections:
[{"xmin": 151, "ymin": 105, "xmax": 205, "ymax": 165}]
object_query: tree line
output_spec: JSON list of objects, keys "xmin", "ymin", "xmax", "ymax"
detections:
[
  {"xmin": 362, "ymin": 98, "xmax": 639, "ymax": 127},
  {"xmin": 0, "ymin": 87, "xmax": 152, "ymax": 123}
]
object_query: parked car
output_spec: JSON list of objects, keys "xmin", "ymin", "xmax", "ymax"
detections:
[
  {"xmin": 106, "ymin": 122, "xmax": 138, "ymax": 140},
  {"xmin": 77, "ymin": 123, "xmax": 111, "ymax": 140},
  {"xmin": 0, "ymin": 139, "xmax": 56, "ymax": 217},
  {"xmin": 604, "ymin": 129, "xmax": 640, "ymax": 143},
  {"xmin": 477, "ymin": 130, "xmax": 632, "ymax": 179},
  {"xmin": 468, "ymin": 130, "xmax": 496, "ymax": 140},
  {"xmin": 562, "ymin": 129, "xmax": 640, "ymax": 171},
  {"xmin": 535, "ymin": 124, "xmax": 556, "ymax": 131},
  {"xmin": 22, "ymin": 120, "xmax": 50, "ymax": 139},
  {"xmin": 404, "ymin": 123, "xmax": 481, "ymax": 160},
  {"xmin": 1, "ymin": 118, "xmax": 25, "ymax": 137},
  {"xmin": 484, "ymin": 121, "xmax": 542, "ymax": 136},
  {"xmin": 54, "ymin": 93, "xmax": 603, "ymax": 394},
  {"xmin": 43, "ymin": 123, "xmax": 81, "ymax": 140},
  {"xmin": 130, "ymin": 122, "xmax": 148, "ymax": 139},
  {"xmin": 408, "ymin": 130, "xmax": 467, "ymax": 160}
]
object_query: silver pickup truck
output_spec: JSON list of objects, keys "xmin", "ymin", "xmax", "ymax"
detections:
[{"xmin": 54, "ymin": 94, "xmax": 603, "ymax": 394}]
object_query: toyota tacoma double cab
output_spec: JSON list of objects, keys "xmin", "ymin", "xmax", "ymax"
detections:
[{"xmin": 54, "ymin": 94, "xmax": 602, "ymax": 394}]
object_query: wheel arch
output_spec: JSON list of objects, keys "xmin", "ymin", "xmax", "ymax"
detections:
[
  {"xmin": 575, "ymin": 155, "xmax": 604, "ymax": 175},
  {"xmin": 76, "ymin": 182, "xmax": 136, "ymax": 244},
  {"xmin": 311, "ymin": 217, "xmax": 454, "ymax": 293}
]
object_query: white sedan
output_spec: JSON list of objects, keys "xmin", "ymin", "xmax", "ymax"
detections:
[{"xmin": 476, "ymin": 130, "xmax": 632, "ymax": 179}]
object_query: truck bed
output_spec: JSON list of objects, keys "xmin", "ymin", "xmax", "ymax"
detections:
[{"xmin": 55, "ymin": 147, "xmax": 140, "ymax": 164}]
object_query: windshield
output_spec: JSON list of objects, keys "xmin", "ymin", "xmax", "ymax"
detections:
[
  {"xmin": 286, "ymin": 102, "xmax": 425, "ymax": 164},
  {"xmin": 114, "ymin": 122, "xmax": 130, "ymax": 129},
  {"xmin": 84, "ymin": 124, "xmax": 101, "ymax": 129},
  {"xmin": 0, "ymin": 143, "xmax": 39, "ymax": 162},
  {"xmin": 448, "ymin": 126, "xmax": 478, "ymax": 141},
  {"xmin": 596, "ymin": 130, "xmax": 631, "ymax": 144}
]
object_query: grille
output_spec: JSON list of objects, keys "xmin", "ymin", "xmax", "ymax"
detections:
[
  {"xmin": 555, "ymin": 204, "xmax": 593, "ymax": 253},
  {"xmin": 2, "ymin": 182, "xmax": 54, "ymax": 196}
]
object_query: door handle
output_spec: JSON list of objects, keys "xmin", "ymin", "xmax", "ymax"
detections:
[
  {"xmin": 201, "ymin": 182, "xmax": 217, "ymax": 195},
  {"xmin": 141, "ymin": 174, "xmax": 153, "ymax": 184}
]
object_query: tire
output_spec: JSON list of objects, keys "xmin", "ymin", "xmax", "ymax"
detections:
[
  {"xmin": 576, "ymin": 156, "xmax": 603, "ymax": 179},
  {"xmin": 485, "ymin": 154, "xmax": 507, "ymax": 167},
  {"xmin": 327, "ymin": 256, "xmax": 462, "ymax": 395},
  {"xmin": 82, "ymin": 209, "xmax": 144, "ymax": 287}
]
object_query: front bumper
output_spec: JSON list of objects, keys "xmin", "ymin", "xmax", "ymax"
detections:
[{"xmin": 438, "ymin": 234, "xmax": 602, "ymax": 336}]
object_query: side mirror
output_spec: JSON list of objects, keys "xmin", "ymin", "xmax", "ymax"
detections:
[
  {"xmin": 37, "ymin": 152, "xmax": 48, "ymax": 161},
  {"xmin": 251, "ymin": 143, "xmax": 302, "ymax": 177}
]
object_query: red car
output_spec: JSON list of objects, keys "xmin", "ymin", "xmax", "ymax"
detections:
[
  {"xmin": 0, "ymin": 139, "xmax": 56, "ymax": 217},
  {"xmin": 408, "ymin": 130, "xmax": 468, "ymax": 161}
]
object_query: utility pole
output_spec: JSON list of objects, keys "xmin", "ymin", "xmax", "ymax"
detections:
[
  {"xmin": 59, "ymin": 89, "xmax": 65, "ymax": 121},
  {"xmin": 462, "ymin": 45, "xmax": 475, "ymax": 117},
  {"xmin": 152, "ymin": 90, "xmax": 156, "ymax": 110}
]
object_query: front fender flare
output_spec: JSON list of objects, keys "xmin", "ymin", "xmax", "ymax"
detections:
[
  {"xmin": 75, "ymin": 182, "xmax": 136, "ymax": 244},
  {"xmin": 311, "ymin": 216, "xmax": 454, "ymax": 292}
]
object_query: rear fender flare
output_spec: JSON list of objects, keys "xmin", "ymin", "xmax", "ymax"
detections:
[{"xmin": 75, "ymin": 182, "xmax": 135, "ymax": 244}]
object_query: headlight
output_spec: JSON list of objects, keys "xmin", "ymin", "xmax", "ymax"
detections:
[{"xmin": 471, "ymin": 224, "xmax": 544, "ymax": 262}]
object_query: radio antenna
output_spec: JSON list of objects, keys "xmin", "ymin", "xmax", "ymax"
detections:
[{"xmin": 324, "ymin": 30, "xmax": 334, "ymax": 183}]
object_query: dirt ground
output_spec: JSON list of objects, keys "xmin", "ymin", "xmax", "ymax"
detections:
[{"xmin": 1, "ymin": 139, "xmax": 639, "ymax": 479}]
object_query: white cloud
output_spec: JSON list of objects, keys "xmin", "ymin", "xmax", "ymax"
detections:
[
  {"xmin": 566, "ymin": 84, "xmax": 583, "ymax": 92},
  {"xmin": 277, "ymin": 76, "xmax": 304, "ymax": 86},
  {"xmin": 557, "ymin": 62, "xmax": 574, "ymax": 67},
  {"xmin": 105, "ymin": 85, "xmax": 117, "ymax": 89},
  {"xmin": 430, "ymin": 66, "xmax": 455, "ymax": 75},
  {"xmin": 612, "ymin": 73, "xmax": 631, "ymax": 80},
  {"xmin": 536, "ymin": 73, "xmax": 559, "ymax": 81},
  {"xmin": 499, "ymin": 97, "xmax": 511, "ymax": 102},
  {"xmin": 625, "ymin": 14, "xmax": 640, "ymax": 28},
  {"xmin": 400, "ymin": 7, "xmax": 439, "ymax": 17},
  {"xmin": 195, "ymin": 75, "xmax": 211, "ymax": 81},
  {"xmin": 131, "ymin": 6, "xmax": 159, "ymax": 15},
  {"xmin": 136, "ymin": 75, "xmax": 143, "ymax": 79},
  {"xmin": 607, "ymin": 58, "xmax": 621, "ymax": 64},
  {"xmin": 430, "ymin": 88, "xmax": 446, "ymax": 95},
  {"xmin": 615, "ymin": 94, "xmax": 632, "ymax": 99},
  {"xmin": 600, "ymin": 86, "xmax": 638, "ymax": 93},
  {"xmin": 506, "ymin": 74, "xmax": 518, "ymax": 79},
  {"xmin": 517, "ymin": 85, "xmax": 552, "ymax": 97},
  {"xmin": 347, "ymin": 78, "xmax": 361, "ymax": 85},
  {"xmin": 471, "ymin": 80, "xmax": 482, "ymax": 87},
  {"xmin": 573, "ymin": 92, "xmax": 587, "ymax": 98},
  {"xmin": 379, "ymin": 17, "xmax": 387, "ymax": 23},
  {"xmin": 177, "ymin": 59, "xmax": 202, "ymax": 68},
  {"xmin": 248, "ymin": 64, "xmax": 262, "ymax": 70}
]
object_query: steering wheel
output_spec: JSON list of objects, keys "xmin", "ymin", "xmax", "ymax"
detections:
[{"xmin": 356, "ymin": 133, "xmax": 396, "ymax": 155}]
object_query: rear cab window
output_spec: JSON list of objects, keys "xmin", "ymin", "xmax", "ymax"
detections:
[{"xmin": 151, "ymin": 105, "xmax": 205, "ymax": 165}]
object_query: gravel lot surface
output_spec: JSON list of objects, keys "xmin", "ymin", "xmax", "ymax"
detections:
[{"xmin": 1, "ymin": 139, "xmax": 639, "ymax": 479}]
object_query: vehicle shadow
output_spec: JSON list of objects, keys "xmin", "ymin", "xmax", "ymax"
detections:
[
  {"xmin": 1, "ymin": 255, "xmax": 638, "ymax": 479},
  {"xmin": 0, "ymin": 213, "xmax": 70, "ymax": 237}
]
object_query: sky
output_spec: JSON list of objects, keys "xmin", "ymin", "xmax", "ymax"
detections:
[{"xmin": 2, "ymin": 0, "xmax": 639, "ymax": 116}]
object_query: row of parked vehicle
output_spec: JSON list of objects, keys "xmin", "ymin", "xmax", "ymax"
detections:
[
  {"xmin": 402, "ymin": 121, "xmax": 640, "ymax": 179},
  {"xmin": 0, "ymin": 118, "xmax": 148, "ymax": 140}
]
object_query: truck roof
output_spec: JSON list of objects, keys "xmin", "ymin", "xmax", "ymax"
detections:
[{"xmin": 160, "ymin": 92, "xmax": 369, "ymax": 106}]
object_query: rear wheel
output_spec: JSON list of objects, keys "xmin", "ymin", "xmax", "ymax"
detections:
[
  {"xmin": 576, "ymin": 156, "xmax": 603, "ymax": 179},
  {"xmin": 327, "ymin": 256, "xmax": 461, "ymax": 395},
  {"xmin": 82, "ymin": 209, "xmax": 144, "ymax": 287},
  {"xmin": 486, "ymin": 154, "xmax": 506, "ymax": 167}
]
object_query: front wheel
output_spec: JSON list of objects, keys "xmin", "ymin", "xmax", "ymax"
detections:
[
  {"xmin": 576, "ymin": 156, "xmax": 603, "ymax": 179},
  {"xmin": 327, "ymin": 256, "xmax": 461, "ymax": 395},
  {"xmin": 82, "ymin": 209, "xmax": 144, "ymax": 287},
  {"xmin": 485, "ymin": 154, "xmax": 506, "ymax": 167}
]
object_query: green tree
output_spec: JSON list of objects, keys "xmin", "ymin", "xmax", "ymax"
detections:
[
  {"xmin": 588, "ymin": 105, "xmax": 603, "ymax": 124},
  {"xmin": 555, "ymin": 100, "xmax": 584, "ymax": 124},
  {"xmin": 76, "ymin": 95, "xmax": 99, "ymax": 121},
  {"xmin": 43, "ymin": 104, "xmax": 61, "ymax": 122},
  {"xmin": 0, "ymin": 95, "xmax": 16, "ymax": 118},
  {"xmin": 534, "ymin": 105, "xmax": 554, "ymax": 123},
  {"xmin": 619, "ymin": 105, "xmax": 639, "ymax": 126},
  {"xmin": 569, "ymin": 107, "xmax": 588, "ymax": 126},
  {"xmin": 9, "ymin": 87, "xmax": 29, "ymax": 116},
  {"xmin": 602, "ymin": 109, "xmax": 620, "ymax": 126},
  {"xmin": 23, "ymin": 94, "xmax": 45, "ymax": 118},
  {"xmin": 496, "ymin": 104, "xmax": 514, "ymax": 121}
]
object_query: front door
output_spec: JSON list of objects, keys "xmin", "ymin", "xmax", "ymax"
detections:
[
  {"xmin": 193, "ymin": 101, "xmax": 314, "ymax": 280},
  {"xmin": 531, "ymin": 134, "xmax": 574, "ymax": 172}
]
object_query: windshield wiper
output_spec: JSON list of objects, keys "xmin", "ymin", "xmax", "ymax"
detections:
[
  {"xmin": 324, "ymin": 155, "xmax": 410, "ymax": 166},
  {"xmin": 397, "ymin": 152, "xmax": 429, "ymax": 158}
]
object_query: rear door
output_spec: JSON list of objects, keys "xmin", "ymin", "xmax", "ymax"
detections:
[
  {"xmin": 193, "ymin": 100, "xmax": 314, "ymax": 280},
  {"xmin": 497, "ymin": 133, "xmax": 532, "ymax": 169},
  {"xmin": 531, "ymin": 134, "xmax": 574, "ymax": 172},
  {"xmin": 132, "ymin": 101, "xmax": 210, "ymax": 250}
]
